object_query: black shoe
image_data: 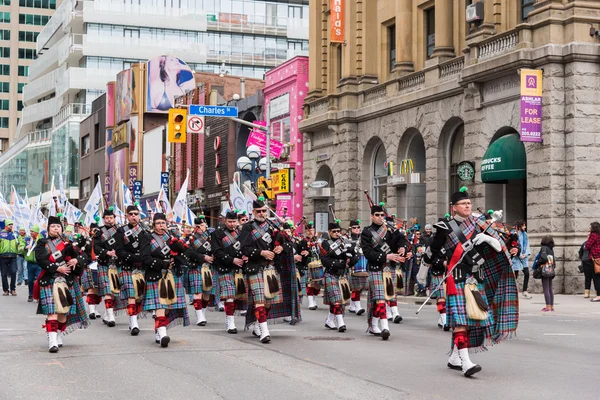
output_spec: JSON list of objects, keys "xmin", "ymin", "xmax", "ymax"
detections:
[
  {"xmin": 107, "ymin": 321, "xmax": 115, "ymax": 327},
  {"xmin": 130, "ymin": 327, "xmax": 140, "ymax": 336},
  {"xmin": 227, "ymin": 328, "xmax": 238, "ymax": 334},
  {"xmin": 24, "ymin": 280, "xmax": 28, "ymax": 286},
  {"xmin": 415, "ymin": 291, "xmax": 427, "ymax": 297},
  {"xmin": 443, "ymin": 325, "xmax": 450, "ymax": 332},
  {"xmin": 348, "ymin": 309, "xmax": 356, "ymax": 313},
  {"xmin": 447, "ymin": 362, "xmax": 462, "ymax": 371},
  {"xmin": 198, "ymin": 321, "xmax": 207, "ymax": 327},
  {"xmin": 464, "ymin": 364, "xmax": 482, "ymax": 377},
  {"xmin": 160, "ymin": 336, "xmax": 170, "ymax": 348},
  {"xmin": 260, "ymin": 335, "xmax": 271, "ymax": 343},
  {"xmin": 338, "ymin": 325, "xmax": 346, "ymax": 332},
  {"xmin": 27, "ymin": 296, "xmax": 33, "ymax": 302},
  {"xmin": 368, "ymin": 329, "xmax": 381, "ymax": 336},
  {"xmin": 89, "ymin": 313, "xmax": 96, "ymax": 320},
  {"xmin": 309, "ymin": 305, "xmax": 317, "ymax": 310},
  {"xmin": 48, "ymin": 346, "xmax": 59, "ymax": 353},
  {"xmin": 356, "ymin": 309, "xmax": 365, "ymax": 316},
  {"xmin": 393, "ymin": 315, "xmax": 402, "ymax": 324},
  {"xmin": 381, "ymin": 329, "xmax": 390, "ymax": 340}
]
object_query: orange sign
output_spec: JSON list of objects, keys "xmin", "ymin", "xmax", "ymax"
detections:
[{"xmin": 330, "ymin": 0, "xmax": 344, "ymax": 43}]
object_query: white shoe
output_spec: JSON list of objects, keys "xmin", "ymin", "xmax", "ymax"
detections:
[
  {"xmin": 218, "ymin": 302, "xmax": 225, "ymax": 312},
  {"xmin": 196, "ymin": 309, "xmax": 207, "ymax": 326},
  {"xmin": 348, "ymin": 301, "xmax": 356, "ymax": 313},
  {"xmin": 438, "ymin": 314, "xmax": 444, "ymax": 328},
  {"xmin": 447, "ymin": 347, "xmax": 462, "ymax": 370},
  {"xmin": 48, "ymin": 331, "xmax": 59, "ymax": 353},
  {"xmin": 226, "ymin": 315, "xmax": 237, "ymax": 334},
  {"xmin": 369, "ymin": 317, "xmax": 382, "ymax": 336},
  {"xmin": 308, "ymin": 296, "xmax": 317, "ymax": 310},
  {"xmin": 252, "ymin": 323, "xmax": 261, "ymax": 338},
  {"xmin": 386, "ymin": 304, "xmax": 392, "ymax": 321},
  {"xmin": 335, "ymin": 314, "xmax": 346, "ymax": 332},
  {"xmin": 354, "ymin": 300, "xmax": 365, "ymax": 316},
  {"xmin": 56, "ymin": 332, "xmax": 63, "ymax": 348},
  {"xmin": 154, "ymin": 330, "xmax": 160, "ymax": 344},
  {"xmin": 391, "ymin": 306, "xmax": 402, "ymax": 323},
  {"xmin": 380, "ymin": 317, "xmax": 390, "ymax": 340},
  {"xmin": 458, "ymin": 348, "xmax": 482, "ymax": 377},
  {"xmin": 104, "ymin": 308, "xmax": 116, "ymax": 327},
  {"xmin": 522, "ymin": 291, "xmax": 532, "ymax": 299},
  {"xmin": 325, "ymin": 313, "xmax": 337, "ymax": 330},
  {"xmin": 259, "ymin": 321, "xmax": 271, "ymax": 343},
  {"xmin": 89, "ymin": 304, "xmax": 97, "ymax": 319},
  {"xmin": 129, "ymin": 315, "xmax": 139, "ymax": 336},
  {"xmin": 157, "ymin": 326, "xmax": 170, "ymax": 348}
]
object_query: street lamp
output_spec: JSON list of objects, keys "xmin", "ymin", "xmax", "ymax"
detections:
[{"xmin": 236, "ymin": 145, "xmax": 265, "ymax": 188}]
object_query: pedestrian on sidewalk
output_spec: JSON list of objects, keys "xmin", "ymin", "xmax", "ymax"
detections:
[
  {"xmin": 0, "ymin": 219, "xmax": 19, "ymax": 296},
  {"xmin": 16, "ymin": 227, "xmax": 28, "ymax": 286},
  {"xmin": 23, "ymin": 226, "xmax": 42, "ymax": 302},
  {"xmin": 512, "ymin": 221, "xmax": 532, "ymax": 299},
  {"xmin": 584, "ymin": 222, "xmax": 600, "ymax": 302},
  {"xmin": 534, "ymin": 236, "xmax": 556, "ymax": 312}
]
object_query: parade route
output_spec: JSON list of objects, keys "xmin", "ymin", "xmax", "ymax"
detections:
[{"xmin": 0, "ymin": 286, "xmax": 597, "ymax": 400}]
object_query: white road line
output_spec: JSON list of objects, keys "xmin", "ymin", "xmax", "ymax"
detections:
[
  {"xmin": 190, "ymin": 328, "xmax": 297, "ymax": 332},
  {"xmin": 543, "ymin": 333, "xmax": 577, "ymax": 336}
]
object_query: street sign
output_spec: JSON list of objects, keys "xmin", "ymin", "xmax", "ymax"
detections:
[
  {"xmin": 133, "ymin": 180, "xmax": 143, "ymax": 201},
  {"xmin": 187, "ymin": 115, "xmax": 205, "ymax": 134},
  {"xmin": 160, "ymin": 172, "xmax": 169, "ymax": 199},
  {"xmin": 189, "ymin": 105, "xmax": 238, "ymax": 117}
]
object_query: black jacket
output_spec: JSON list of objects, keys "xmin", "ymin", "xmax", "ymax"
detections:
[
  {"xmin": 146, "ymin": 232, "xmax": 187, "ymax": 282},
  {"xmin": 240, "ymin": 220, "xmax": 278, "ymax": 274},
  {"xmin": 360, "ymin": 223, "xmax": 397, "ymax": 272},
  {"xmin": 115, "ymin": 224, "xmax": 152, "ymax": 271},
  {"xmin": 93, "ymin": 225, "xmax": 119, "ymax": 265},
  {"xmin": 321, "ymin": 237, "xmax": 358, "ymax": 276},
  {"xmin": 184, "ymin": 231, "xmax": 213, "ymax": 268},
  {"xmin": 211, "ymin": 227, "xmax": 242, "ymax": 274},
  {"xmin": 34, "ymin": 236, "xmax": 84, "ymax": 287}
]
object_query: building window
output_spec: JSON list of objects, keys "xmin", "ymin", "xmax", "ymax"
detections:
[
  {"xmin": 19, "ymin": 0, "xmax": 56, "ymax": 9},
  {"xmin": 0, "ymin": 1, "xmax": 11, "ymax": 6},
  {"xmin": 18, "ymin": 48, "xmax": 36, "ymax": 59},
  {"xmin": 19, "ymin": 14, "xmax": 51, "ymax": 26},
  {"xmin": 0, "ymin": 82, "xmax": 8, "ymax": 92},
  {"xmin": 18, "ymin": 66, "xmax": 28, "ymax": 76},
  {"xmin": 93, "ymin": 123, "xmax": 105, "ymax": 150},
  {"xmin": 0, "ymin": 99, "xmax": 8, "ymax": 110},
  {"xmin": 449, "ymin": 125, "xmax": 465, "ymax": 197},
  {"xmin": 17, "ymin": 83, "xmax": 24, "ymax": 93},
  {"xmin": 123, "ymin": 28, "xmax": 140, "ymax": 38},
  {"xmin": 0, "ymin": 12, "xmax": 10, "ymax": 23},
  {"xmin": 373, "ymin": 143, "xmax": 387, "ymax": 204},
  {"xmin": 521, "ymin": 0, "xmax": 536, "ymax": 20},
  {"xmin": 0, "ymin": 117, "xmax": 8, "ymax": 128},
  {"xmin": 0, "ymin": 47, "xmax": 8, "ymax": 58},
  {"xmin": 18, "ymin": 31, "xmax": 39, "ymax": 42},
  {"xmin": 0, "ymin": 64, "xmax": 9, "ymax": 75},
  {"xmin": 426, "ymin": 7, "xmax": 435, "ymax": 59},
  {"xmin": 81, "ymin": 135, "xmax": 90, "ymax": 156},
  {"xmin": 288, "ymin": 5, "xmax": 302, "ymax": 19},
  {"xmin": 0, "ymin": 29, "xmax": 9, "ymax": 40},
  {"xmin": 80, "ymin": 177, "xmax": 91, "ymax": 199},
  {"xmin": 17, "ymin": 101, "xmax": 23, "ymax": 111},
  {"xmin": 388, "ymin": 24, "xmax": 396, "ymax": 72}
]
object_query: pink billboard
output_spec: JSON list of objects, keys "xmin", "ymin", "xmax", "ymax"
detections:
[
  {"xmin": 106, "ymin": 82, "xmax": 115, "ymax": 127},
  {"xmin": 246, "ymin": 129, "xmax": 284, "ymax": 159}
]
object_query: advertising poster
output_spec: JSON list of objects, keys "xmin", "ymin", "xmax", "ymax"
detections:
[
  {"xmin": 106, "ymin": 81, "xmax": 116, "ymax": 127},
  {"xmin": 109, "ymin": 149, "xmax": 129, "ymax": 205},
  {"xmin": 131, "ymin": 64, "xmax": 142, "ymax": 114},
  {"xmin": 129, "ymin": 115, "xmax": 139, "ymax": 164},
  {"xmin": 111, "ymin": 122, "xmax": 129, "ymax": 150},
  {"xmin": 146, "ymin": 55, "xmax": 195, "ymax": 113},
  {"xmin": 246, "ymin": 129, "xmax": 284, "ymax": 159},
  {"xmin": 116, "ymin": 69, "xmax": 132, "ymax": 123},
  {"xmin": 105, "ymin": 128, "xmax": 113, "ymax": 175},
  {"xmin": 519, "ymin": 69, "xmax": 543, "ymax": 143}
]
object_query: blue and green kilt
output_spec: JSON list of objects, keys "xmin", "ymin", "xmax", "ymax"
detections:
[
  {"xmin": 246, "ymin": 271, "xmax": 282, "ymax": 307},
  {"xmin": 143, "ymin": 273, "xmax": 190, "ymax": 328},
  {"xmin": 186, "ymin": 267, "xmax": 204, "ymax": 295},
  {"xmin": 447, "ymin": 280, "xmax": 493, "ymax": 329},
  {"xmin": 97, "ymin": 264, "xmax": 120, "ymax": 297},
  {"xmin": 119, "ymin": 269, "xmax": 145, "ymax": 301},
  {"xmin": 429, "ymin": 274, "xmax": 446, "ymax": 300},
  {"xmin": 366, "ymin": 267, "xmax": 393, "ymax": 330},
  {"xmin": 38, "ymin": 280, "xmax": 90, "ymax": 334},
  {"xmin": 210, "ymin": 269, "xmax": 221, "ymax": 306},
  {"xmin": 298, "ymin": 268, "xmax": 307, "ymax": 297},
  {"xmin": 349, "ymin": 273, "xmax": 369, "ymax": 292},
  {"xmin": 218, "ymin": 272, "xmax": 237, "ymax": 300},
  {"xmin": 323, "ymin": 272, "xmax": 343, "ymax": 305},
  {"xmin": 80, "ymin": 267, "xmax": 97, "ymax": 292}
]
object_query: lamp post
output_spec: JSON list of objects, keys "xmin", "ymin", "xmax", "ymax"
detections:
[{"xmin": 236, "ymin": 144, "xmax": 266, "ymax": 189}]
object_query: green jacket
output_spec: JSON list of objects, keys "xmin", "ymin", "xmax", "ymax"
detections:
[
  {"xmin": 19, "ymin": 236, "xmax": 38, "ymax": 263},
  {"xmin": 0, "ymin": 229, "xmax": 19, "ymax": 257}
]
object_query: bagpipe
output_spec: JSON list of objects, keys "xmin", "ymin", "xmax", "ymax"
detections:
[{"xmin": 363, "ymin": 191, "xmax": 397, "ymax": 232}]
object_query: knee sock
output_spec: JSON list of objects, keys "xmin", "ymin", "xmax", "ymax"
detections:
[
  {"xmin": 193, "ymin": 299, "xmax": 203, "ymax": 311},
  {"xmin": 135, "ymin": 302, "xmax": 143, "ymax": 315},
  {"xmin": 351, "ymin": 291, "xmax": 361, "ymax": 301},
  {"xmin": 104, "ymin": 298, "xmax": 114, "ymax": 309},
  {"xmin": 86, "ymin": 294, "xmax": 95, "ymax": 305},
  {"xmin": 127, "ymin": 303, "xmax": 136, "ymax": 316},
  {"xmin": 224, "ymin": 301, "xmax": 235, "ymax": 316},
  {"xmin": 453, "ymin": 330, "xmax": 469, "ymax": 350},
  {"xmin": 388, "ymin": 300, "xmax": 397, "ymax": 307},
  {"xmin": 154, "ymin": 316, "xmax": 169, "ymax": 330},
  {"xmin": 436, "ymin": 301, "xmax": 446, "ymax": 314},
  {"xmin": 306, "ymin": 286, "xmax": 314, "ymax": 296},
  {"xmin": 45, "ymin": 319, "xmax": 58, "ymax": 333},
  {"xmin": 374, "ymin": 302, "xmax": 386, "ymax": 319},
  {"xmin": 333, "ymin": 304, "xmax": 343, "ymax": 315},
  {"xmin": 57, "ymin": 321, "xmax": 67, "ymax": 333},
  {"xmin": 254, "ymin": 306, "xmax": 267, "ymax": 323},
  {"xmin": 201, "ymin": 299, "xmax": 209, "ymax": 309}
]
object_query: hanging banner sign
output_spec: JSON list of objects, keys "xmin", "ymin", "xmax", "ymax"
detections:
[
  {"xmin": 160, "ymin": 172, "xmax": 169, "ymax": 199},
  {"xmin": 133, "ymin": 180, "xmax": 142, "ymax": 202},
  {"xmin": 519, "ymin": 69, "xmax": 543, "ymax": 143},
  {"xmin": 330, "ymin": 0, "xmax": 344, "ymax": 43}
]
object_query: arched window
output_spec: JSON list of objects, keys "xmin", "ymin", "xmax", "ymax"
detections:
[
  {"xmin": 373, "ymin": 143, "xmax": 387, "ymax": 203},
  {"xmin": 449, "ymin": 124, "xmax": 464, "ymax": 196}
]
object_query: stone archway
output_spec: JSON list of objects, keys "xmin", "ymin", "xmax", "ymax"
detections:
[
  {"xmin": 310, "ymin": 164, "xmax": 335, "ymax": 233},
  {"xmin": 436, "ymin": 117, "xmax": 465, "ymax": 216},
  {"xmin": 396, "ymin": 128, "xmax": 426, "ymax": 226},
  {"xmin": 361, "ymin": 136, "xmax": 387, "ymax": 221}
]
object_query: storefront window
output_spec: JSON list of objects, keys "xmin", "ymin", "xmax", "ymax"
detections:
[
  {"xmin": 373, "ymin": 143, "xmax": 387, "ymax": 204},
  {"xmin": 449, "ymin": 125, "xmax": 464, "ymax": 197}
]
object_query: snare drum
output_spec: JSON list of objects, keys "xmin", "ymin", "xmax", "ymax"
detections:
[
  {"xmin": 351, "ymin": 256, "xmax": 369, "ymax": 277},
  {"xmin": 308, "ymin": 260, "xmax": 325, "ymax": 282}
]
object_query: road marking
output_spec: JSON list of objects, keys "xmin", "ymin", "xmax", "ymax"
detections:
[
  {"xmin": 190, "ymin": 328, "xmax": 297, "ymax": 332},
  {"xmin": 543, "ymin": 333, "xmax": 577, "ymax": 336},
  {"xmin": 46, "ymin": 361, "xmax": 65, "ymax": 369}
]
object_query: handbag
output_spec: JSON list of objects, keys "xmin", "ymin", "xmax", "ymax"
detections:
[
  {"xmin": 531, "ymin": 252, "xmax": 542, "ymax": 279},
  {"xmin": 593, "ymin": 258, "xmax": 600, "ymax": 274},
  {"xmin": 541, "ymin": 263, "xmax": 555, "ymax": 278},
  {"xmin": 201, "ymin": 264, "xmax": 213, "ymax": 292}
]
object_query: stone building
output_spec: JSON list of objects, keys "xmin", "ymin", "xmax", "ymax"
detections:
[{"xmin": 298, "ymin": 0, "xmax": 600, "ymax": 293}]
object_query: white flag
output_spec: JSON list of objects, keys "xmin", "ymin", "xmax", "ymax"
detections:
[
  {"xmin": 173, "ymin": 170, "xmax": 189, "ymax": 223},
  {"xmin": 58, "ymin": 164, "xmax": 67, "ymax": 207},
  {"xmin": 122, "ymin": 179, "xmax": 133, "ymax": 208},
  {"xmin": 84, "ymin": 181, "xmax": 103, "ymax": 226},
  {"xmin": 157, "ymin": 185, "xmax": 173, "ymax": 220}
]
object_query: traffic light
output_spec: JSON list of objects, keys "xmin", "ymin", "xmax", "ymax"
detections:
[{"xmin": 168, "ymin": 108, "xmax": 187, "ymax": 143}]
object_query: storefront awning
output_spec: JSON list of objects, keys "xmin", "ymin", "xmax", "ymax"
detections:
[{"xmin": 481, "ymin": 134, "xmax": 526, "ymax": 183}]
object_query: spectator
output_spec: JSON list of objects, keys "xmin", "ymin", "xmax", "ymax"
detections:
[
  {"xmin": 0, "ymin": 220, "xmax": 19, "ymax": 296},
  {"xmin": 23, "ymin": 226, "xmax": 42, "ymax": 302},
  {"xmin": 578, "ymin": 240, "xmax": 598, "ymax": 299},
  {"xmin": 534, "ymin": 236, "xmax": 556, "ymax": 312},
  {"xmin": 421, "ymin": 224, "xmax": 434, "ymax": 248},
  {"xmin": 584, "ymin": 222, "xmax": 600, "ymax": 302},
  {"xmin": 16, "ymin": 227, "xmax": 28, "ymax": 286},
  {"xmin": 512, "ymin": 221, "xmax": 532, "ymax": 299}
]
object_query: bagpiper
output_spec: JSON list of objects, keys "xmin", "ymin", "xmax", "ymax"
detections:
[
  {"xmin": 34, "ymin": 215, "xmax": 89, "ymax": 352},
  {"xmin": 80, "ymin": 222, "xmax": 102, "ymax": 319},
  {"xmin": 347, "ymin": 219, "xmax": 367, "ymax": 315},
  {"xmin": 115, "ymin": 204, "xmax": 152, "ymax": 336}
]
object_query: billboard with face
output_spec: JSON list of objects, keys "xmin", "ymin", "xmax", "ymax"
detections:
[
  {"xmin": 116, "ymin": 69, "xmax": 132, "ymax": 123},
  {"xmin": 146, "ymin": 56, "xmax": 195, "ymax": 113}
]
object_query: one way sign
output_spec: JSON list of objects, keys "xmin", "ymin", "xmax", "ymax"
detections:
[{"xmin": 187, "ymin": 115, "xmax": 205, "ymax": 134}]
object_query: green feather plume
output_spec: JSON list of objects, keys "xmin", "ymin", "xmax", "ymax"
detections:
[
  {"xmin": 357, "ymin": 219, "xmax": 361, "ymax": 224},
  {"xmin": 487, "ymin": 209, "xmax": 494, "ymax": 214},
  {"xmin": 108, "ymin": 206, "xmax": 114, "ymax": 211},
  {"xmin": 459, "ymin": 186, "xmax": 468, "ymax": 193},
  {"xmin": 258, "ymin": 196, "xmax": 265, "ymax": 202},
  {"xmin": 444, "ymin": 213, "xmax": 450, "ymax": 218},
  {"xmin": 134, "ymin": 201, "xmax": 140, "ymax": 206},
  {"xmin": 335, "ymin": 219, "xmax": 340, "ymax": 224},
  {"xmin": 57, "ymin": 213, "xmax": 63, "ymax": 217},
  {"xmin": 378, "ymin": 201, "xmax": 385, "ymax": 207}
]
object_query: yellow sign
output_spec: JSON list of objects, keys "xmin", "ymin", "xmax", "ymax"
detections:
[
  {"xmin": 271, "ymin": 169, "xmax": 290, "ymax": 195},
  {"xmin": 112, "ymin": 123, "xmax": 128, "ymax": 149},
  {"xmin": 257, "ymin": 176, "xmax": 272, "ymax": 199},
  {"xmin": 520, "ymin": 69, "xmax": 543, "ymax": 97},
  {"xmin": 400, "ymin": 159, "xmax": 414, "ymax": 174}
]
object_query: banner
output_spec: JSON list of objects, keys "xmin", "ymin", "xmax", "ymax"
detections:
[
  {"xmin": 270, "ymin": 168, "xmax": 290, "ymax": 195},
  {"xmin": 276, "ymin": 195, "xmax": 293, "ymax": 218},
  {"xmin": 520, "ymin": 69, "xmax": 543, "ymax": 143},
  {"xmin": 133, "ymin": 180, "xmax": 142, "ymax": 202},
  {"xmin": 173, "ymin": 170, "xmax": 189, "ymax": 223},
  {"xmin": 246, "ymin": 129, "xmax": 284, "ymax": 159},
  {"xmin": 330, "ymin": 0, "xmax": 344, "ymax": 43}
]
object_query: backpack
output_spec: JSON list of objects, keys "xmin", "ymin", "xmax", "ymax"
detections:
[{"xmin": 532, "ymin": 252, "xmax": 542, "ymax": 279}]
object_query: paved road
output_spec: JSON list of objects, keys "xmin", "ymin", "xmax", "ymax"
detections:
[{"xmin": 0, "ymin": 284, "xmax": 597, "ymax": 400}]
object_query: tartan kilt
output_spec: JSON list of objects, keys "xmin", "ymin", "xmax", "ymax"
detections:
[
  {"xmin": 323, "ymin": 272, "xmax": 343, "ymax": 305},
  {"xmin": 349, "ymin": 273, "xmax": 369, "ymax": 292},
  {"xmin": 246, "ymin": 271, "xmax": 282, "ymax": 307},
  {"xmin": 186, "ymin": 267, "xmax": 212, "ymax": 295},
  {"xmin": 80, "ymin": 268, "xmax": 97, "ymax": 292},
  {"xmin": 298, "ymin": 269, "xmax": 307, "ymax": 297},
  {"xmin": 218, "ymin": 272, "xmax": 236, "ymax": 300},
  {"xmin": 143, "ymin": 274, "xmax": 190, "ymax": 328},
  {"xmin": 211, "ymin": 270, "xmax": 220, "ymax": 303},
  {"xmin": 429, "ymin": 274, "xmax": 446, "ymax": 299},
  {"xmin": 37, "ymin": 280, "xmax": 90, "ymax": 334},
  {"xmin": 97, "ymin": 264, "xmax": 120, "ymax": 297},
  {"xmin": 368, "ymin": 270, "xmax": 386, "ymax": 304},
  {"xmin": 447, "ymin": 281, "xmax": 493, "ymax": 328},
  {"xmin": 119, "ymin": 270, "xmax": 144, "ymax": 301}
]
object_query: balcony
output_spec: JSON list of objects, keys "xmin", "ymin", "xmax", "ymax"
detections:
[
  {"xmin": 83, "ymin": 35, "xmax": 207, "ymax": 64},
  {"xmin": 26, "ymin": 129, "xmax": 52, "ymax": 147},
  {"xmin": 56, "ymin": 67, "xmax": 121, "ymax": 98},
  {"xmin": 58, "ymin": 34, "xmax": 83, "ymax": 66},
  {"xmin": 206, "ymin": 14, "xmax": 290, "ymax": 37},
  {"xmin": 53, "ymin": 103, "xmax": 91, "ymax": 128},
  {"xmin": 206, "ymin": 46, "xmax": 288, "ymax": 67},
  {"xmin": 23, "ymin": 70, "xmax": 58, "ymax": 105},
  {"xmin": 82, "ymin": 0, "xmax": 207, "ymax": 32},
  {"xmin": 21, "ymin": 97, "xmax": 61, "ymax": 125},
  {"xmin": 28, "ymin": 40, "xmax": 60, "ymax": 81}
]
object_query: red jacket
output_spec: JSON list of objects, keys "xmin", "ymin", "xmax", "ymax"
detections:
[{"xmin": 584, "ymin": 232, "xmax": 600, "ymax": 259}]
